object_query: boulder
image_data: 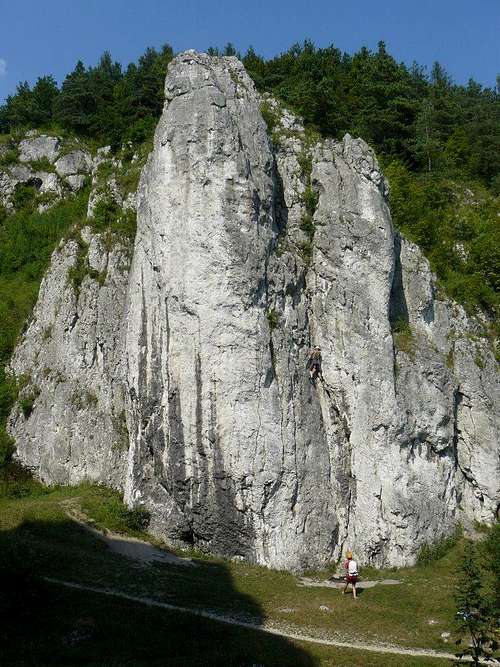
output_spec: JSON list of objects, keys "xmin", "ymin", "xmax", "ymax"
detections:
[
  {"xmin": 55, "ymin": 150, "xmax": 92, "ymax": 177},
  {"xmin": 19, "ymin": 135, "xmax": 61, "ymax": 164}
]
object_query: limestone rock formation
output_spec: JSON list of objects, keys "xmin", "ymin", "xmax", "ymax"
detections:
[
  {"xmin": 19, "ymin": 134, "xmax": 61, "ymax": 163},
  {"xmin": 0, "ymin": 135, "xmax": 93, "ymax": 211},
  {"xmin": 9, "ymin": 227, "xmax": 130, "ymax": 487},
  {"xmin": 8, "ymin": 51, "xmax": 499, "ymax": 571},
  {"xmin": 55, "ymin": 149, "xmax": 93, "ymax": 178}
]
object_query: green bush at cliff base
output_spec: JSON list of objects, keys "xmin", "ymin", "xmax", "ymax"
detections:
[{"xmin": 417, "ymin": 525, "xmax": 462, "ymax": 566}]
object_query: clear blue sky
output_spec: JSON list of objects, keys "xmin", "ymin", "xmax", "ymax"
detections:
[{"xmin": 0, "ymin": 0, "xmax": 499, "ymax": 101}]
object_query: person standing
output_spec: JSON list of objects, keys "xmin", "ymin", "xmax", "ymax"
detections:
[{"xmin": 342, "ymin": 551, "xmax": 358, "ymax": 599}]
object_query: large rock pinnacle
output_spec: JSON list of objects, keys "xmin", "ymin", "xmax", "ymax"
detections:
[{"xmin": 8, "ymin": 51, "xmax": 499, "ymax": 570}]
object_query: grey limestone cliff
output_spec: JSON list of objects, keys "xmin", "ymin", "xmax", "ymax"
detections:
[{"xmin": 8, "ymin": 51, "xmax": 499, "ymax": 570}]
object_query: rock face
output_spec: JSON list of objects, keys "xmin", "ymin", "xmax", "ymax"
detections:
[
  {"xmin": 8, "ymin": 51, "xmax": 499, "ymax": 570},
  {"xmin": 9, "ymin": 227, "xmax": 130, "ymax": 487},
  {"xmin": 19, "ymin": 134, "xmax": 61, "ymax": 163},
  {"xmin": 55, "ymin": 150, "xmax": 93, "ymax": 178},
  {"xmin": 0, "ymin": 137, "xmax": 92, "ymax": 212}
]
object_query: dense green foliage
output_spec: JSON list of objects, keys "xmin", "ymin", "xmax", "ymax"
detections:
[
  {"xmin": 0, "ymin": 193, "xmax": 89, "ymax": 464},
  {"xmin": 0, "ymin": 46, "xmax": 173, "ymax": 148},
  {"xmin": 243, "ymin": 41, "xmax": 500, "ymax": 185},
  {"xmin": 386, "ymin": 164, "xmax": 499, "ymax": 317},
  {"xmin": 454, "ymin": 534, "xmax": 499, "ymax": 664}
]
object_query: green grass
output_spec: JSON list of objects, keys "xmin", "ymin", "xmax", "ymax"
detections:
[
  {"xmin": 29, "ymin": 156, "xmax": 55, "ymax": 172},
  {"xmin": 0, "ymin": 147, "xmax": 19, "ymax": 167},
  {"xmin": 0, "ymin": 578, "xmax": 447, "ymax": 667},
  {"xmin": 0, "ymin": 479, "xmax": 485, "ymax": 663}
]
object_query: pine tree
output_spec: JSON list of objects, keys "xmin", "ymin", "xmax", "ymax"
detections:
[{"xmin": 54, "ymin": 61, "xmax": 95, "ymax": 133}]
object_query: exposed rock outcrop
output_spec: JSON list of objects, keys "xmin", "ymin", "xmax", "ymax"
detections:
[
  {"xmin": 8, "ymin": 51, "xmax": 499, "ymax": 570},
  {"xmin": 19, "ymin": 134, "xmax": 61, "ymax": 163},
  {"xmin": 0, "ymin": 135, "xmax": 93, "ymax": 211},
  {"xmin": 9, "ymin": 227, "xmax": 130, "ymax": 487},
  {"xmin": 55, "ymin": 149, "xmax": 93, "ymax": 178}
]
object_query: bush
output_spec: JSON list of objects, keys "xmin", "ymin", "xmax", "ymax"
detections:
[
  {"xmin": 417, "ymin": 525, "xmax": 462, "ymax": 565},
  {"xmin": 90, "ymin": 193, "xmax": 137, "ymax": 248},
  {"xmin": 391, "ymin": 317, "xmax": 415, "ymax": 358},
  {"xmin": 267, "ymin": 309, "xmax": 279, "ymax": 330},
  {"xmin": 454, "ymin": 540, "xmax": 498, "ymax": 665},
  {"xmin": 80, "ymin": 485, "xmax": 150, "ymax": 535},
  {"xmin": 482, "ymin": 522, "xmax": 500, "ymax": 608},
  {"xmin": 0, "ymin": 425, "xmax": 15, "ymax": 467},
  {"xmin": 19, "ymin": 388, "xmax": 40, "ymax": 418},
  {"xmin": 299, "ymin": 213, "xmax": 315, "ymax": 240},
  {"xmin": 302, "ymin": 184, "xmax": 319, "ymax": 217},
  {"xmin": 260, "ymin": 101, "xmax": 279, "ymax": 134},
  {"xmin": 122, "ymin": 505, "xmax": 151, "ymax": 531},
  {"xmin": 11, "ymin": 183, "xmax": 38, "ymax": 212},
  {"xmin": 0, "ymin": 461, "xmax": 50, "ymax": 499},
  {"xmin": 29, "ymin": 157, "xmax": 54, "ymax": 172},
  {"xmin": 0, "ymin": 148, "xmax": 18, "ymax": 168}
]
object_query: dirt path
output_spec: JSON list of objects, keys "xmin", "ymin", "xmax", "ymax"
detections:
[
  {"xmin": 63, "ymin": 502, "xmax": 194, "ymax": 567},
  {"xmin": 299, "ymin": 576, "xmax": 401, "ymax": 590},
  {"xmin": 45, "ymin": 577, "xmax": 492, "ymax": 663}
]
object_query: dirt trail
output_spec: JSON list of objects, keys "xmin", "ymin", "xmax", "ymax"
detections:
[
  {"xmin": 45, "ymin": 577, "xmax": 496, "ymax": 664},
  {"xmin": 298, "ymin": 576, "xmax": 401, "ymax": 590},
  {"xmin": 63, "ymin": 502, "xmax": 194, "ymax": 567}
]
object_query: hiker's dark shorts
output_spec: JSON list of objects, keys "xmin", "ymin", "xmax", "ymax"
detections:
[
  {"xmin": 311, "ymin": 362, "xmax": 320, "ymax": 371},
  {"xmin": 346, "ymin": 575, "xmax": 357, "ymax": 584}
]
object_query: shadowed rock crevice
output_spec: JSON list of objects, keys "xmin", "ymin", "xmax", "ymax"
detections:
[{"xmin": 388, "ymin": 232, "xmax": 409, "ymax": 326}]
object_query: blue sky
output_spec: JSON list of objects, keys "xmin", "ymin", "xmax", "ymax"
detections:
[{"xmin": 0, "ymin": 0, "xmax": 498, "ymax": 101}]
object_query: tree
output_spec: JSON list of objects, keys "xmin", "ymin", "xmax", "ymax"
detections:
[
  {"xmin": 223, "ymin": 42, "xmax": 237, "ymax": 57},
  {"xmin": 454, "ymin": 542, "xmax": 498, "ymax": 665},
  {"xmin": 30, "ymin": 76, "xmax": 59, "ymax": 126},
  {"xmin": 414, "ymin": 98, "xmax": 441, "ymax": 172},
  {"xmin": 54, "ymin": 61, "xmax": 95, "ymax": 133}
]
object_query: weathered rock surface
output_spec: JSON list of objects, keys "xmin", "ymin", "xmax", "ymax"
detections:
[
  {"xmin": 66, "ymin": 174, "xmax": 86, "ymax": 192},
  {"xmin": 8, "ymin": 229, "xmax": 131, "ymax": 487},
  {"xmin": 55, "ymin": 149, "xmax": 92, "ymax": 177},
  {"xmin": 8, "ymin": 51, "xmax": 499, "ymax": 571},
  {"xmin": 19, "ymin": 134, "xmax": 61, "ymax": 163},
  {"xmin": 0, "ymin": 137, "xmax": 87, "ymax": 211}
]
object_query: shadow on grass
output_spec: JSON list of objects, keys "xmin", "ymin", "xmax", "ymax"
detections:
[{"xmin": 0, "ymin": 518, "xmax": 317, "ymax": 666}]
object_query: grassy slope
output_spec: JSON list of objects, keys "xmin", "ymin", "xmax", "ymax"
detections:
[{"xmin": 0, "ymin": 481, "xmax": 475, "ymax": 665}]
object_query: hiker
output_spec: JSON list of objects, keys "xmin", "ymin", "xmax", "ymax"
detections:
[
  {"xmin": 342, "ymin": 551, "xmax": 358, "ymax": 599},
  {"xmin": 308, "ymin": 346, "xmax": 323, "ymax": 382}
]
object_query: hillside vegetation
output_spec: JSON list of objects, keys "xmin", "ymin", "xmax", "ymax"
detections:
[{"xmin": 1, "ymin": 41, "xmax": 498, "ymax": 323}]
